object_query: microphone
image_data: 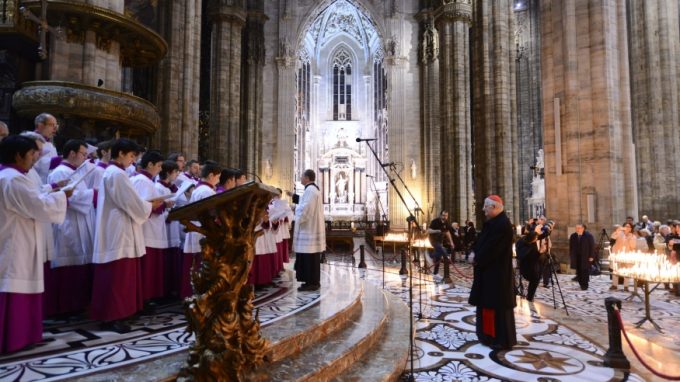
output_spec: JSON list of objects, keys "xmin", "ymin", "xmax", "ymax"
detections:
[
  {"xmin": 245, "ymin": 171, "xmax": 262, "ymax": 183},
  {"xmin": 380, "ymin": 162, "xmax": 396, "ymax": 167},
  {"xmin": 356, "ymin": 137, "xmax": 377, "ymax": 142}
]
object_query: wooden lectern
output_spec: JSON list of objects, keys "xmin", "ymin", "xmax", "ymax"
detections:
[{"xmin": 167, "ymin": 182, "xmax": 278, "ymax": 382}]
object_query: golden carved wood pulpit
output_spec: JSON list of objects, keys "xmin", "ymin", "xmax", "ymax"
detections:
[{"xmin": 167, "ymin": 182, "xmax": 277, "ymax": 382}]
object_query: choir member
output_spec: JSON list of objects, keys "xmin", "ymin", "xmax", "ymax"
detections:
[
  {"xmin": 46, "ymin": 140, "xmax": 97, "ymax": 316},
  {"xmin": 32, "ymin": 113, "xmax": 59, "ymax": 184},
  {"xmin": 156, "ymin": 160, "xmax": 182, "ymax": 298},
  {"xmin": 90, "ymin": 139, "xmax": 163, "ymax": 332},
  {"xmin": 131, "ymin": 151, "xmax": 173, "ymax": 302},
  {"xmin": 86, "ymin": 139, "xmax": 113, "ymax": 189},
  {"xmin": 180, "ymin": 161, "xmax": 221, "ymax": 298},
  {"xmin": 249, "ymin": 212, "xmax": 277, "ymax": 287},
  {"xmin": 216, "ymin": 168, "xmax": 237, "ymax": 193},
  {"xmin": 20, "ymin": 132, "xmax": 65, "ymax": 317},
  {"xmin": 0, "ymin": 136, "xmax": 69, "ymax": 353}
]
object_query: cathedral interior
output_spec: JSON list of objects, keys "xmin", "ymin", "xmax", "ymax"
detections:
[{"xmin": 1, "ymin": 0, "xmax": 680, "ymax": 381}]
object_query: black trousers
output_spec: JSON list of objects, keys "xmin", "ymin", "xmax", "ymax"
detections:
[
  {"xmin": 576, "ymin": 263, "xmax": 590, "ymax": 290},
  {"xmin": 294, "ymin": 252, "xmax": 321, "ymax": 286}
]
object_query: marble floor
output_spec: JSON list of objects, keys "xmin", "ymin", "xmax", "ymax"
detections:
[
  {"xmin": 0, "ymin": 270, "xmax": 323, "ymax": 382},
  {"xmin": 326, "ymin": 243, "xmax": 679, "ymax": 382},
  {"xmin": 1, "ymin": 247, "xmax": 678, "ymax": 382}
]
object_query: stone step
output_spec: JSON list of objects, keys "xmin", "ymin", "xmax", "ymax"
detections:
[
  {"xmin": 261, "ymin": 267, "xmax": 365, "ymax": 363},
  {"xmin": 332, "ymin": 289, "xmax": 411, "ymax": 382},
  {"xmin": 245, "ymin": 279, "xmax": 389, "ymax": 381}
]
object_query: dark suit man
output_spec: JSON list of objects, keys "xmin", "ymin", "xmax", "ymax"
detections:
[{"xmin": 569, "ymin": 224, "xmax": 595, "ymax": 290}]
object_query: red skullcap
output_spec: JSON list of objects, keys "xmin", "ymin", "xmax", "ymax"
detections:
[{"xmin": 486, "ymin": 195, "xmax": 503, "ymax": 206}]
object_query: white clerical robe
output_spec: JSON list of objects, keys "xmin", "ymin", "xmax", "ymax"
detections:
[
  {"xmin": 293, "ymin": 184, "xmax": 326, "ymax": 253},
  {"xmin": 86, "ymin": 162, "xmax": 107, "ymax": 190},
  {"xmin": 156, "ymin": 181, "xmax": 181, "ymax": 248},
  {"xmin": 92, "ymin": 164, "xmax": 152, "ymax": 264},
  {"xmin": 34, "ymin": 140, "xmax": 57, "ymax": 184},
  {"xmin": 0, "ymin": 166, "xmax": 67, "ymax": 293},
  {"xmin": 183, "ymin": 183, "xmax": 216, "ymax": 253},
  {"xmin": 48, "ymin": 163, "xmax": 96, "ymax": 267},
  {"xmin": 131, "ymin": 172, "xmax": 169, "ymax": 249},
  {"xmin": 27, "ymin": 168, "xmax": 57, "ymax": 263}
]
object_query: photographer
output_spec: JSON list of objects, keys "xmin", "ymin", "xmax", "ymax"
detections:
[
  {"xmin": 516, "ymin": 231, "xmax": 540, "ymax": 301},
  {"xmin": 428, "ymin": 210, "xmax": 455, "ymax": 277},
  {"xmin": 535, "ymin": 217, "xmax": 554, "ymax": 287}
]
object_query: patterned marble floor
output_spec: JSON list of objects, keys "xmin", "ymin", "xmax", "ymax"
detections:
[
  {"xmin": 326, "ymin": 244, "xmax": 676, "ymax": 382},
  {"xmin": 0, "ymin": 270, "xmax": 324, "ymax": 382}
]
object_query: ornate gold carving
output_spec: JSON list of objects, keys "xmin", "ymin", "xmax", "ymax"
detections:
[
  {"xmin": 21, "ymin": 0, "xmax": 167, "ymax": 67},
  {"xmin": 168, "ymin": 182, "xmax": 275, "ymax": 382},
  {"xmin": 11, "ymin": 81, "xmax": 160, "ymax": 134}
]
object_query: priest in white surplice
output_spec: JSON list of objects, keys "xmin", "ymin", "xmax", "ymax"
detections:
[
  {"xmin": 47, "ymin": 139, "xmax": 97, "ymax": 316},
  {"xmin": 0, "ymin": 136, "xmax": 69, "ymax": 353},
  {"xmin": 32, "ymin": 113, "xmax": 59, "ymax": 184},
  {"xmin": 90, "ymin": 139, "xmax": 163, "ymax": 333},
  {"xmin": 288, "ymin": 169, "xmax": 325, "ymax": 292}
]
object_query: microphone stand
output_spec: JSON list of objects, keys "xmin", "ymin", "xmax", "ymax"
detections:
[
  {"xmin": 385, "ymin": 163, "xmax": 432, "ymax": 320},
  {"xmin": 368, "ymin": 175, "xmax": 388, "ymax": 289},
  {"xmin": 359, "ymin": 139, "xmax": 418, "ymax": 382}
]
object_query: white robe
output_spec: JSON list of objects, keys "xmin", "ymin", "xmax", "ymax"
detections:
[
  {"xmin": 131, "ymin": 173, "xmax": 169, "ymax": 249},
  {"xmin": 293, "ymin": 184, "xmax": 326, "ymax": 253},
  {"xmin": 92, "ymin": 164, "xmax": 152, "ymax": 264},
  {"xmin": 0, "ymin": 167, "xmax": 67, "ymax": 294},
  {"xmin": 86, "ymin": 162, "xmax": 107, "ymax": 190},
  {"xmin": 27, "ymin": 168, "xmax": 57, "ymax": 262},
  {"xmin": 183, "ymin": 184, "xmax": 216, "ymax": 253},
  {"xmin": 48, "ymin": 163, "xmax": 96, "ymax": 267},
  {"xmin": 34, "ymin": 140, "xmax": 57, "ymax": 184},
  {"xmin": 157, "ymin": 181, "xmax": 182, "ymax": 248}
]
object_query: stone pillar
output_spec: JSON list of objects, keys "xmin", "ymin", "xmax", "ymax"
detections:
[
  {"xmin": 629, "ymin": 0, "xmax": 680, "ymax": 220},
  {"xmin": 417, "ymin": 10, "xmax": 441, "ymax": 223},
  {"xmin": 385, "ymin": 42, "xmax": 409, "ymax": 228},
  {"xmin": 241, "ymin": 10, "xmax": 267, "ymax": 175},
  {"xmin": 541, "ymin": 0, "xmax": 637, "ymax": 259},
  {"xmin": 155, "ymin": 0, "xmax": 202, "ymax": 159},
  {"xmin": 436, "ymin": 1, "xmax": 473, "ymax": 224},
  {"xmin": 472, "ymin": 0, "xmax": 519, "ymax": 224},
  {"xmin": 274, "ymin": 38, "xmax": 296, "ymax": 189},
  {"xmin": 208, "ymin": 1, "xmax": 246, "ymax": 167},
  {"xmin": 514, "ymin": 0, "xmax": 543, "ymax": 223}
]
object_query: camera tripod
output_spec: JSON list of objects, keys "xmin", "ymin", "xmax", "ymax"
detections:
[
  {"xmin": 593, "ymin": 228, "xmax": 608, "ymax": 277},
  {"xmin": 542, "ymin": 251, "xmax": 569, "ymax": 315}
]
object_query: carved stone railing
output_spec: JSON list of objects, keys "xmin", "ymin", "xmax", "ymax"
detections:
[{"xmin": 12, "ymin": 80, "xmax": 161, "ymax": 134}]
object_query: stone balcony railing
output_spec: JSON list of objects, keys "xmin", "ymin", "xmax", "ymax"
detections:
[{"xmin": 12, "ymin": 80, "xmax": 161, "ymax": 134}]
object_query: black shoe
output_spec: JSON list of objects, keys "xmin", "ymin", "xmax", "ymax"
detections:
[
  {"xmin": 297, "ymin": 284, "xmax": 320, "ymax": 292},
  {"xmin": 571, "ymin": 276, "xmax": 578, "ymax": 281},
  {"xmin": 490, "ymin": 344, "xmax": 513, "ymax": 351},
  {"xmin": 100, "ymin": 320, "xmax": 131, "ymax": 333}
]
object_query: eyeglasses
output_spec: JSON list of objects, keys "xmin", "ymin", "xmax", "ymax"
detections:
[{"xmin": 77, "ymin": 151, "xmax": 88, "ymax": 157}]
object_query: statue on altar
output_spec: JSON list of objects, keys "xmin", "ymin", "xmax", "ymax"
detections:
[{"xmin": 335, "ymin": 172, "xmax": 348, "ymax": 203}]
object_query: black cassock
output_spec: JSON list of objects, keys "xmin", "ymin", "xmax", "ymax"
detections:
[
  {"xmin": 569, "ymin": 231, "xmax": 595, "ymax": 289},
  {"xmin": 468, "ymin": 211, "xmax": 517, "ymax": 349}
]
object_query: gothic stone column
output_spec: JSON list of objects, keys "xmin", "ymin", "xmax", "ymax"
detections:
[
  {"xmin": 436, "ymin": 0, "xmax": 473, "ymax": 224},
  {"xmin": 274, "ymin": 40, "xmax": 296, "ymax": 189},
  {"xmin": 241, "ymin": 10, "xmax": 267, "ymax": 176},
  {"xmin": 155, "ymin": 0, "xmax": 202, "ymax": 159},
  {"xmin": 208, "ymin": 1, "xmax": 246, "ymax": 167},
  {"xmin": 629, "ymin": 0, "xmax": 680, "ymax": 220},
  {"xmin": 541, "ymin": 0, "xmax": 637, "ymax": 259},
  {"xmin": 417, "ymin": 10, "xmax": 441, "ymax": 223},
  {"xmin": 472, "ymin": 0, "xmax": 519, "ymax": 224}
]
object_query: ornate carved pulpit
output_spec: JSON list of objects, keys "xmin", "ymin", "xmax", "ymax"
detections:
[{"xmin": 167, "ymin": 182, "xmax": 278, "ymax": 381}]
